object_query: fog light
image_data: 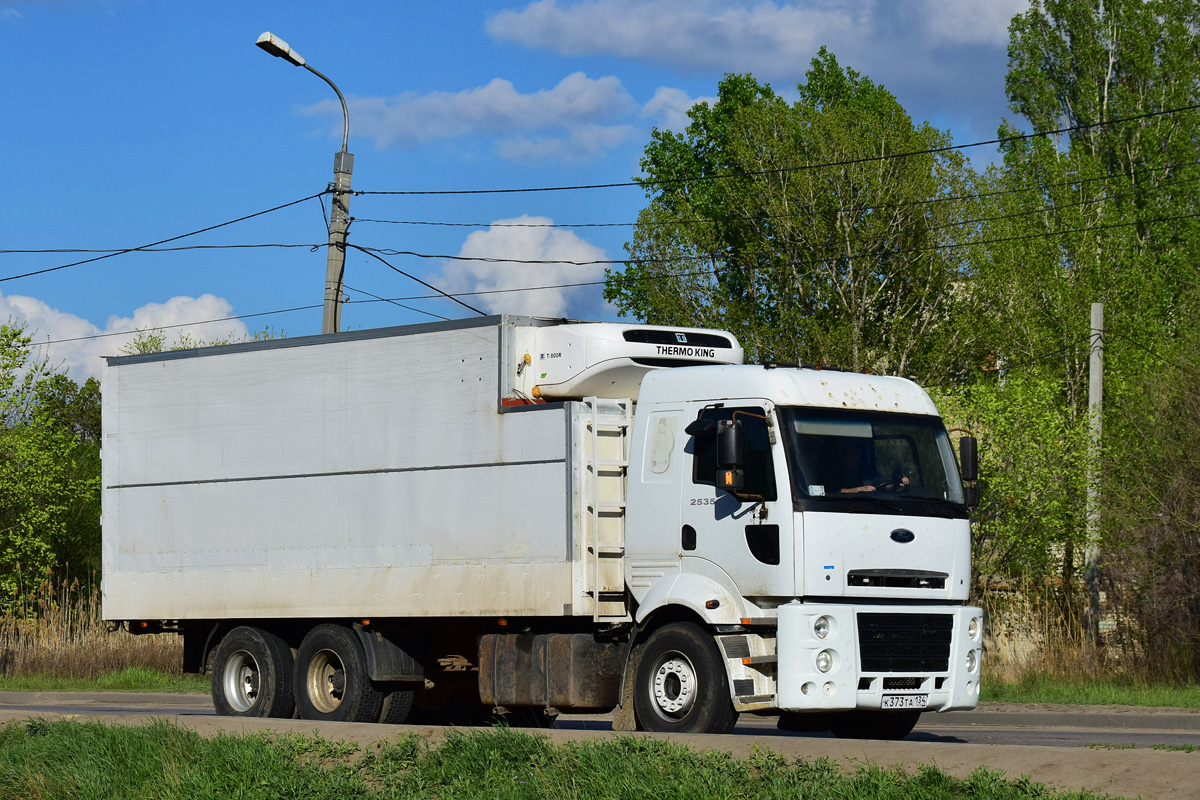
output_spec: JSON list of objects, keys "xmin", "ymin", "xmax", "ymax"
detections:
[
  {"xmin": 966, "ymin": 681, "xmax": 975, "ymax": 695},
  {"xmin": 816, "ymin": 649, "xmax": 834, "ymax": 673},
  {"xmin": 968, "ymin": 617, "xmax": 980, "ymax": 640},
  {"xmin": 966, "ymin": 649, "xmax": 978, "ymax": 673},
  {"xmin": 814, "ymin": 616, "xmax": 831, "ymax": 639}
]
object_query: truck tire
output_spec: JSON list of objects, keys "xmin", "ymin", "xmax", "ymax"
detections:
[
  {"xmin": 633, "ymin": 622, "xmax": 738, "ymax": 734},
  {"xmin": 211, "ymin": 626, "xmax": 296, "ymax": 718},
  {"xmin": 294, "ymin": 624, "xmax": 385, "ymax": 723},
  {"xmin": 828, "ymin": 710, "xmax": 920, "ymax": 740},
  {"xmin": 378, "ymin": 684, "xmax": 416, "ymax": 725}
]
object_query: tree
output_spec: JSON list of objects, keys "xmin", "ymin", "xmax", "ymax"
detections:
[
  {"xmin": 1100, "ymin": 297, "xmax": 1200, "ymax": 678},
  {"xmin": 605, "ymin": 51, "xmax": 982, "ymax": 384},
  {"xmin": 963, "ymin": 0, "xmax": 1200, "ymax": 597},
  {"xmin": 0, "ymin": 324, "xmax": 101, "ymax": 599}
]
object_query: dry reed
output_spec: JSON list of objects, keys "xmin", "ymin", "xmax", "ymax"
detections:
[
  {"xmin": 981, "ymin": 579, "xmax": 1129, "ymax": 684},
  {"xmin": 0, "ymin": 571, "xmax": 181, "ymax": 679}
]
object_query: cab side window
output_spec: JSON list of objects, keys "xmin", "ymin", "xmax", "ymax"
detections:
[{"xmin": 691, "ymin": 406, "xmax": 777, "ymax": 501}]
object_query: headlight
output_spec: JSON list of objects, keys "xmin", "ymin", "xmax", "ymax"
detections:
[
  {"xmin": 968, "ymin": 617, "xmax": 980, "ymax": 640},
  {"xmin": 814, "ymin": 616, "xmax": 831, "ymax": 639},
  {"xmin": 816, "ymin": 649, "xmax": 834, "ymax": 673},
  {"xmin": 966, "ymin": 649, "xmax": 978, "ymax": 673}
]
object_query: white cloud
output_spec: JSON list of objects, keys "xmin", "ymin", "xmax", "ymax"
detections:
[
  {"xmin": 496, "ymin": 123, "xmax": 636, "ymax": 163},
  {"xmin": 486, "ymin": 0, "xmax": 854, "ymax": 76},
  {"xmin": 641, "ymin": 87, "xmax": 717, "ymax": 132},
  {"xmin": 488, "ymin": 0, "xmax": 1022, "ymax": 65},
  {"xmin": 1, "ymin": 292, "xmax": 250, "ymax": 382},
  {"xmin": 303, "ymin": 72, "xmax": 636, "ymax": 160},
  {"xmin": 921, "ymin": 0, "xmax": 1027, "ymax": 47},
  {"xmin": 432, "ymin": 217, "xmax": 609, "ymax": 318},
  {"xmin": 1, "ymin": 9, "xmax": 26, "ymax": 22},
  {"xmin": 487, "ymin": 0, "xmax": 1024, "ymax": 150}
]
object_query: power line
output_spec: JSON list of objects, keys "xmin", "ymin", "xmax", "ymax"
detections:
[
  {"xmin": 356, "ymin": 102, "xmax": 1200, "ymax": 197},
  {"xmin": 343, "ymin": 283, "xmax": 449, "ymax": 321},
  {"xmin": 345, "ymin": 278, "xmax": 611, "ymax": 304},
  {"xmin": 353, "ymin": 158, "xmax": 1200, "ymax": 237},
  {"xmin": 349, "ymin": 206, "xmax": 1200, "ymax": 271},
  {"xmin": 17, "ymin": 303, "xmax": 323, "ymax": 349},
  {"xmin": 0, "ymin": 192, "xmax": 326, "ymax": 283},
  {"xmin": 1, "ymin": 243, "xmax": 323, "ymax": 255},
  {"xmin": 355, "ymin": 218, "xmax": 635, "ymax": 229},
  {"xmin": 346, "ymin": 244, "xmax": 487, "ymax": 316}
]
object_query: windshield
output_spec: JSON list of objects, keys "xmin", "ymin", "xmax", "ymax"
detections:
[{"xmin": 777, "ymin": 407, "xmax": 966, "ymax": 509}]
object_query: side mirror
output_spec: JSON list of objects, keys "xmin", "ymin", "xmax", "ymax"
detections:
[
  {"xmin": 959, "ymin": 436, "xmax": 978, "ymax": 483},
  {"xmin": 715, "ymin": 419, "xmax": 744, "ymax": 491},
  {"xmin": 964, "ymin": 485, "xmax": 980, "ymax": 508}
]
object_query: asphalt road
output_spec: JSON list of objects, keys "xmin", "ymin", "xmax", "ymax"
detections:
[{"xmin": 1, "ymin": 694, "xmax": 1198, "ymax": 799}]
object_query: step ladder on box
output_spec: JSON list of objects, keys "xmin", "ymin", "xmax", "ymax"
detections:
[{"xmin": 583, "ymin": 397, "xmax": 632, "ymax": 622}]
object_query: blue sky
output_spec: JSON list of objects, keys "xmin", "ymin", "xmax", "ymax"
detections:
[{"xmin": 1, "ymin": 0, "xmax": 1026, "ymax": 380}]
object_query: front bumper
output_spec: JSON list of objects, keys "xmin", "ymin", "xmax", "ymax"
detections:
[{"xmin": 774, "ymin": 601, "xmax": 982, "ymax": 713}]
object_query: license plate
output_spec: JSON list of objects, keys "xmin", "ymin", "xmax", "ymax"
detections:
[{"xmin": 881, "ymin": 694, "xmax": 928, "ymax": 710}]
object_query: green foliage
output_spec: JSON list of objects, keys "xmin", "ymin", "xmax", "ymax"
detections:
[
  {"xmin": 1099, "ymin": 301, "xmax": 1200, "ymax": 678},
  {"xmin": 606, "ymin": 52, "xmax": 981, "ymax": 383},
  {"xmin": 0, "ymin": 721, "xmax": 1120, "ymax": 799},
  {"xmin": 0, "ymin": 324, "xmax": 100, "ymax": 599},
  {"xmin": 939, "ymin": 371, "xmax": 1089, "ymax": 581},
  {"xmin": 983, "ymin": 672, "xmax": 1200, "ymax": 707},
  {"xmin": 969, "ymin": 0, "xmax": 1200, "ymax": 632},
  {"xmin": 607, "ymin": 0, "xmax": 1200, "ymax": 665},
  {"xmin": 0, "ymin": 668, "xmax": 210, "ymax": 694},
  {"xmin": 120, "ymin": 325, "xmax": 284, "ymax": 356}
]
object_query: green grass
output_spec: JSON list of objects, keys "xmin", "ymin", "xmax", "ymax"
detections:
[
  {"xmin": 981, "ymin": 672, "xmax": 1200, "ymax": 707},
  {"xmin": 0, "ymin": 718, "xmax": 1126, "ymax": 800},
  {"xmin": 0, "ymin": 667, "xmax": 209, "ymax": 694}
]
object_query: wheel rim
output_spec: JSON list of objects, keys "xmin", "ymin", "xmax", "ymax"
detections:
[
  {"xmin": 306, "ymin": 648, "xmax": 347, "ymax": 714},
  {"xmin": 222, "ymin": 649, "xmax": 261, "ymax": 713},
  {"xmin": 647, "ymin": 651, "xmax": 698, "ymax": 721}
]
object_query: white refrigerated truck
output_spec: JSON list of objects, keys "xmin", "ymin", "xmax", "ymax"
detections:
[{"xmin": 102, "ymin": 314, "xmax": 982, "ymax": 737}]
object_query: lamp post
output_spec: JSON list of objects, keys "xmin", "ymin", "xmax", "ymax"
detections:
[{"xmin": 256, "ymin": 31, "xmax": 353, "ymax": 335}]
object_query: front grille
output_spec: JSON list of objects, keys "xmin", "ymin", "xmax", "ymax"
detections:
[
  {"xmin": 857, "ymin": 613, "xmax": 952, "ymax": 672},
  {"xmin": 848, "ymin": 570, "xmax": 946, "ymax": 589}
]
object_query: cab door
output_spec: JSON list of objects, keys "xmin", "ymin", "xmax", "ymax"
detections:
[{"xmin": 679, "ymin": 403, "xmax": 795, "ymax": 598}]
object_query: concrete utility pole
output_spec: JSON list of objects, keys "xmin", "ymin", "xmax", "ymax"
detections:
[
  {"xmin": 1084, "ymin": 302, "xmax": 1103, "ymax": 646},
  {"xmin": 256, "ymin": 32, "xmax": 354, "ymax": 335}
]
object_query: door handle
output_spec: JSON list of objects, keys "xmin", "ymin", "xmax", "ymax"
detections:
[{"xmin": 681, "ymin": 525, "xmax": 696, "ymax": 551}]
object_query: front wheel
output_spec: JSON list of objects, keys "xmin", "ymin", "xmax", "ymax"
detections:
[
  {"xmin": 211, "ymin": 626, "xmax": 295, "ymax": 718},
  {"xmin": 633, "ymin": 622, "xmax": 737, "ymax": 734},
  {"xmin": 294, "ymin": 624, "xmax": 385, "ymax": 723},
  {"xmin": 829, "ymin": 710, "xmax": 920, "ymax": 740}
]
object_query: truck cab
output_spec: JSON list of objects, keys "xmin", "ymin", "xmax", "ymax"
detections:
[{"xmin": 622, "ymin": 364, "xmax": 981, "ymax": 735}]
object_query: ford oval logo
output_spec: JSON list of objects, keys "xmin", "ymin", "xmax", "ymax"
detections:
[{"xmin": 890, "ymin": 528, "xmax": 915, "ymax": 544}]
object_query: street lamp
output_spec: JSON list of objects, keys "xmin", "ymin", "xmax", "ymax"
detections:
[{"xmin": 256, "ymin": 31, "xmax": 353, "ymax": 335}]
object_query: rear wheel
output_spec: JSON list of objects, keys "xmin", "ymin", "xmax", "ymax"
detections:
[
  {"xmin": 294, "ymin": 624, "xmax": 385, "ymax": 723},
  {"xmin": 211, "ymin": 626, "xmax": 295, "ymax": 718},
  {"xmin": 633, "ymin": 622, "xmax": 737, "ymax": 734},
  {"xmin": 828, "ymin": 710, "xmax": 920, "ymax": 740}
]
